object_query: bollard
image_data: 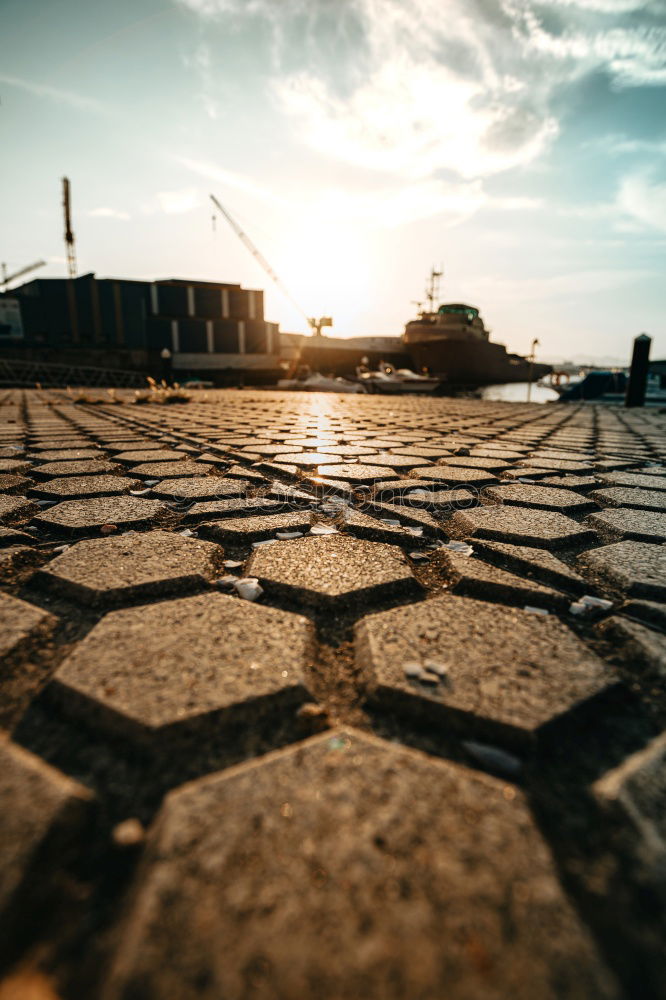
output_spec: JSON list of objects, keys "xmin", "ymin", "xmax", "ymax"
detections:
[{"xmin": 625, "ymin": 333, "xmax": 651, "ymax": 408}]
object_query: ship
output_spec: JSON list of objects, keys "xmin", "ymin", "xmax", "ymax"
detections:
[
  {"xmin": 402, "ymin": 269, "xmax": 552, "ymax": 386},
  {"xmin": 282, "ymin": 269, "xmax": 551, "ymax": 388}
]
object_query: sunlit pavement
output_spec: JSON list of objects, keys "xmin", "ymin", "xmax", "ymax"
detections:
[{"xmin": 1, "ymin": 388, "xmax": 665, "ymax": 999}]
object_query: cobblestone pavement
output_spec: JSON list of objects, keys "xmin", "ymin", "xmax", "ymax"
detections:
[{"xmin": 1, "ymin": 388, "xmax": 665, "ymax": 999}]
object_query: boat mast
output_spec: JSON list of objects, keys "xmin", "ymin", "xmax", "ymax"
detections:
[{"xmin": 425, "ymin": 267, "xmax": 442, "ymax": 313}]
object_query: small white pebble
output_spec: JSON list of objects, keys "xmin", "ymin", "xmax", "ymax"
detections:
[
  {"xmin": 252, "ymin": 539, "xmax": 277, "ymax": 548},
  {"xmin": 380, "ymin": 519, "xmax": 401, "ymax": 526},
  {"xmin": 215, "ymin": 575, "xmax": 239, "ymax": 588},
  {"xmin": 517, "ymin": 477, "xmax": 536, "ymax": 484},
  {"xmin": 179, "ymin": 529, "xmax": 196, "ymax": 537},
  {"xmin": 403, "ymin": 662, "xmax": 426, "ymax": 680},
  {"xmin": 224, "ymin": 559, "xmax": 243, "ymax": 569},
  {"xmin": 580, "ymin": 594, "xmax": 613, "ymax": 610},
  {"xmin": 443, "ymin": 541, "xmax": 473, "ymax": 556},
  {"xmin": 53, "ymin": 543, "xmax": 70, "ymax": 553},
  {"xmin": 524, "ymin": 605, "xmax": 549, "ymax": 616},
  {"xmin": 112, "ymin": 818, "xmax": 145, "ymax": 848},
  {"xmin": 309, "ymin": 524, "xmax": 338, "ymax": 535},
  {"xmin": 423, "ymin": 659, "xmax": 449, "ymax": 678},
  {"xmin": 276, "ymin": 531, "xmax": 304, "ymax": 539},
  {"xmin": 144, "ymin": 479, "xmax": 159, "ymax": 486},
  {"xmin": 409, "ymin": 551, "xmax": 429, "ymax": 560},
  {"xmin": 130, "ymin": 488, "xmax": 152, "ymax": 496},
  {"xmin": 234, "ymin": 577, "xmax": 263, "ymax": 601},
  {"xmin": 405, "ymin": 526, "xmax": 424, "ymax": 537}
]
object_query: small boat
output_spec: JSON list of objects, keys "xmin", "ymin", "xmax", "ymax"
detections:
[
  {"xmin": 354, "ymin": 362, "xmax": 441, "ymax": 394},
  {"xmin": 277, "ymin": 366, "xmax": 365, "ymax": 394}
]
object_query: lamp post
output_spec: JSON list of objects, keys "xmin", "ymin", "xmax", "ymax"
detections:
[{"xmin": 527, "ymin": 338, "xmax": 540, "ymax": 402}]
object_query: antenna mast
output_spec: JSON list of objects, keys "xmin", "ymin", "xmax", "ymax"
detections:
[
  {"xmin": 62, "ymin": 177, "xmax": 77, "ymax": 279},
  {"xmin": 425, "ymin": 266, "xmax": 442, "ymax": 312}
]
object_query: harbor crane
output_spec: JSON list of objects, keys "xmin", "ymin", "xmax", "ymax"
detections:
[
  {"xmin": 209, "ymin": 193, "xmax": 332, "ymax": 336},
  {"xmin": 62, "ymin": 177, "xmax": 77, "ymax": 279},
  {"xmin": 1, "ymin": 259, "xmax": 46, "ymax": 291}
]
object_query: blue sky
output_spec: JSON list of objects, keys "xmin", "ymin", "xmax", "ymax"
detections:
[{"xmin": 1, "ymin": 0, "xmax": 665, "ymax": 362}]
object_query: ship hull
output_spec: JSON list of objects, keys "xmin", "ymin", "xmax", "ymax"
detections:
[{"xmin": 405, "ymin": 336, "xmax": 551, "ymax": 386}]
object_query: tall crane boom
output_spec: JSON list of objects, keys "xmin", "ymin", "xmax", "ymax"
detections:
[
  {"xmin": 1, "ymin": 259, "xmax": 46, "ymax": 290},
  {"xmin": 209, "ymin": 192, "xmax": 331, "ymax": 336},
  {"xmin": 62, "ymin": 177, "xmax": 77, "ymax": 279}
]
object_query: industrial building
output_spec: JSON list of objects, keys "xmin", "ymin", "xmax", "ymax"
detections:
[{"xmin": 0, "ymin": 274, "xmax": 284, "ymax": 384}]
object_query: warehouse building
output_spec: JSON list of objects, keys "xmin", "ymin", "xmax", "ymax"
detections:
[{"xmin": 0, "ymin": 274, "xmax": 284, "ymax": 384}]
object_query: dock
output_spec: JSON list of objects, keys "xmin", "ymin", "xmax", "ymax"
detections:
[{"xmin": 0, "ymin": 388, "xmax": 665, "ymax": 999}]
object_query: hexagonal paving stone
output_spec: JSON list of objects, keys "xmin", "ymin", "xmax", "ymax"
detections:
[
  {"xmin": 31, "ymin": 448, "xmax": 104, "ymax": 462},
  {"xmin": 417, "ymin": 466, "xmax": 497, "ymax": 487},
  {"xmin": 149, "ymin": 478, "xmax": 246, "ymax": 503},
  {"xmin": 341, "ymin": 510, "xmax": 412, "ymax": 545},
  {"xmin": 366, "ymin": 500, "xmax": 444, "ymax": 536},
  {"xmin": 0, "ymin": 474, "xmax": 32, "ymax": 494},
  {"xmin": 0, "ymin": 592, "xmax": 57, "ymax": 663},
  {"xmin": 519, "ymin": 458, "xmax": 594, "ymax": 474},
  {"xmin": 185, "ymin": 498, "xmax": 286, "ymax": 522},
  {"xmin": 448, "ymin": 505, "xmax": 596, "ymax": 549},
  {"xmin": 587, "ymin": 509, "xmax": 666, "ymax": 543},
  {"xmin": 500, "ymin": 467, "xmax": 553, "ymax": 481},
  {"xmin": 539, "ymin": 475, "xmax": 600, "ymax": 493},
  {"xmin": 597, "ymin": 616, "xmax": 666, "ymax": 675},
  {"xmin": 262, "ymin": 452, "xmax": 340, "ymax": 467},
  {"xmin": 590, "ymin": 488, "xmax": 666, "ymax": 512},
  {"xmin": 380, "ymin": 485, "xmax": 475, "ymax": 512},
  {"xmin": 0, "ymin": 459, "xmax": 31, "ymax": 475},
  {"xmin": 33, "ymin": 496, "xmax": 168, "ymax": 535},
  {"xmin": 31, "ymin": 459, "xmax": 120, "ymax": 479},
  {"xmin": 199, "ymin": 513, "xmax": 312, "ymax": 544},
  {"xmin": 130, "ymin": 460, "xmax": 214, "ymax": 479},
  {"xmin": 578, "ymin": 542, "xmax": 666, "ymax": 600},
  {"xmin": 435, "ymin": 550, "xmax": 567, "ymax": 610},
  {"xmin": 483, "ymin": 484, "xmax": 594, "ymax": 513},
  {"xmin": 390, "ymin": 444, "xmax": 453, "ymax": 458},
  {"xmin": 471, "ymin": 539, "xmax": 587, "ymax": 594},
  {"xmin": 439, "ymin": 455, "xmax": 511, "ymax": 471},
  {"xmin": 357, "ymin": 594, "xmax": 614, "ymax": 746},
  {"xmin": 248, "ymin": 534, "xmax": 420, "ymax": 607},
  {"xmin": 103, "ymin": 729, "xmax": 618, "ymax": 1000},
  {"xmin": 361, "ymin": 453, "xmax": 433, "ymax": 470},
  {"xmin": 0, "ymin": 526, "xmax": 34, "ymax": 547},
  {"xmin": 0, "ymin": 495, "xmax": 38, "ymax": 524},
  {"xmin": 306, "ymin": 463, "xmax": 399, "ymax": 484},
  {"xmin": 621, "ymin": 600, "xmax": 666, "ymax": 631},
  {"xmin": 0, "ymin": 544, "xmax": 40, "ymax": 581},
  {"xmin": 596, "ymin": 471, "xmax": 666, "ymax": 493},
  {"xmin": 37, "ymin": 530, "xmax": 224, "ymax": 605},
  {"xmin": 594, "ymin": 730, "xmax": 666, "ymax": 861},
  {"xmin": 0, "ymin": 737, "xmax": 93, "ymax": 917},
  {"xmin": 29, "ymin": 475, "xmax": 140, "ymax": 500},
  {"xmin": 51, "ymin": 592, "xmax": 314, "ymax": 741},
  {"xmin": 113, "ymin": 449, "xmax": 187, "ymax": 465}
]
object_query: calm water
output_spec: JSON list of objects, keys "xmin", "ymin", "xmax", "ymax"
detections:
[{"xmin": 479, "ymin": 382, "xmax": 559, "ymax": 404}]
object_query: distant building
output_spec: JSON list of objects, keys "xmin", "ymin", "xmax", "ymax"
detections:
[{"xmin": 0, "ymin": 274, "xmax": 283, "ymax": 383}]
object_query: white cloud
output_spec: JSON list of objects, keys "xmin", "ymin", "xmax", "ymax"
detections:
[
  {"xmin": 471, "ymin": 267, "xmax": 656, "ymax": 303},
  {"xmin": 174, "ymin": 0, "xmax": 666, "ymax": 232},
  {"xmin": 88, "ymin": 207, "xmax": 131, "ymax": 221},
  {"xmin": 175, "ymin": 156, "xmax": 286, "ymax": 206},
  {"xmin": 617, "ymin": 171, "xmax": 666, "ymax": 230},
  {"xmin": 0, "ymin": 73, "xmax": 106, "ymax": 112},
  {"xmin": 143, "ymin": 188, "xmax": 202, "ymax": 214}
]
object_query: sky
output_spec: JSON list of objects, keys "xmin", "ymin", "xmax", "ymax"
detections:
[{"xmin": 1, "ymin": 0, "xmax": 665, "ymax": 364}]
